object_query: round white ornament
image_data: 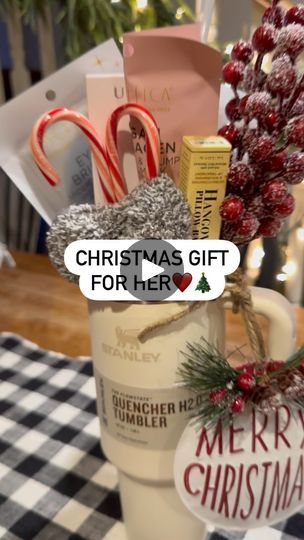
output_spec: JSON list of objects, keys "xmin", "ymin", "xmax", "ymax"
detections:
[{"xmin": 174, "ymin": 405, "xmax": 304, "ymax": 530}]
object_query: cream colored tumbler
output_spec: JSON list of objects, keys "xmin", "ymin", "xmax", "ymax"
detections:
[{"xmin": 88, "ymin": 289, "xmax": 295, "ymax": 540}]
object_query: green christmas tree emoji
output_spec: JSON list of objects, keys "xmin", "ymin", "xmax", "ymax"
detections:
[{"xmin": 196, "ymin": 272, "xmax": 211, "ymax": 293}]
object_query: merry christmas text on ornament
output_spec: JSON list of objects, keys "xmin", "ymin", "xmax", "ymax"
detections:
[
  {"xmin": 174, "ymin": 404, "xmax": 304, "ymax": 530},
  {"xmin": 64, "ymin": 239, "xmax": 240, "ymax": 301}
]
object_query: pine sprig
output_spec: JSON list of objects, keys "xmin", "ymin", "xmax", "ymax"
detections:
[
  {"xmin": 178, "ymin": 340, "xmax": 238, "ymax": 427},
  {"xmin": 179, "ymin": 340, "xmax": 236, "ymax": 392},
  {"xmin": 178, "ymin": 338, "xmax": 304, "ymax": 428}
]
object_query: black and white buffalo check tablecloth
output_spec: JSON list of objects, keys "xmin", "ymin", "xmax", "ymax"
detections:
[{"xmin": 0, "ymin": 332, "xmax": 304, "ymax": 540}]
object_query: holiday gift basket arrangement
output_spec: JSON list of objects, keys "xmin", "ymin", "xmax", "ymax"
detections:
[{"xmin": 9, "ymin": 1, "xmax": 304, "ymax": 538}]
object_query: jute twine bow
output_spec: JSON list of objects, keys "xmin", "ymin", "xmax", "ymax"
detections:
[{"xmin": 137, "ymin": 269, "xmax": 266, "ymax": 364}]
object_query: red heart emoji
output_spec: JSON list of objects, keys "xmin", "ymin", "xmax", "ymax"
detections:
[{"xmin": 173, "ymin": 273, "xmax": 192, "ymax": 292}]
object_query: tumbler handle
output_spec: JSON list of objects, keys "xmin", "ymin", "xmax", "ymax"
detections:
[
  {"xmin": 249, "ymin": 286, "xmax": 296, "ymax": 360},
  {"xmin": 225, "ymin": 286, "xmax": 296, "ymax": 360}
]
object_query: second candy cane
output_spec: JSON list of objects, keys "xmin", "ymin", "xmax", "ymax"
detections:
[{"xmin": 106, "ymin": 103, "xmax": 161, "ymax": 202}]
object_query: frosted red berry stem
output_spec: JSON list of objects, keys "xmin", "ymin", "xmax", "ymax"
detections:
[{"xmin": 218, "ymin": 1, "xmax": 304, "ymax": 245}]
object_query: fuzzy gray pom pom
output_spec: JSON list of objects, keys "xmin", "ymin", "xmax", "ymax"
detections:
[
  {"xmin": 47, "ymin": 174, "xmax": 192, "ymax": 282},
  {"xmin": 47, "ymin": 204, "xmax": 102, "ymax": 282},
  {"xmin": 119, "ymin": 175, "xmax": 192, "ymax": 239}
]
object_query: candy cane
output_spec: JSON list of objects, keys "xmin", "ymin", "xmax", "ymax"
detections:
[
  {"xmin": 105, "ymin": 103, "xmax": 161, "ymax": 202},
  {"xmin": 30, "ymin": 108, "xmax": 116, "ymax": 204}
]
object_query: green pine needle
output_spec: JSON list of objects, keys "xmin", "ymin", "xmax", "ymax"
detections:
[
  {"xmin": 178, "ymin": 339, "xmax": 238, "ymax": 427},
  {"xmin": 178, "ymin": 339, "xmax": 304, "ymax": 429},
  {"xmin": 179, "ymin": 339, "xmax": 236, "ymax": 392}
]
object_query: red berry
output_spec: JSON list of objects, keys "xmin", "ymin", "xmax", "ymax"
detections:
[
  {"xmin": 236, "ymin": 372, "xmax": 256, "ymax": 391},
  {"xmin": 252, "ymin": 165, "xmax": 270, "ymax": 185},
  {"xmin": 231, "ymin": 40, "xmax": 253, "ymax": 64},
  {"xmin": 261, "ymin": 178, "xmax": 288, "ymax": 205},
  {"xmin": 220, "ymin": 195, "xmax": 245, "ymax": 221},
  {"xmin": 234, "ymin": 212, "xmax": 259, "ymax": 240},
  {"xmin": 230, "ymin": 395, "xmax": 245, "ymax": 414},
  {"xmin": 262, "ymin": 6, "xmax": 285, "ymax": 28},
  {"xmin": 291, "ymin": 92, "xmax": 304, "ymax": 118},
  {"xmin": 286, "ymin": 116, "xmax": 304, "ymax": 147},
  {"xmin": 269, "ymin": 193, "xmax": 295, "ymax": 219},
  {"xmin": 285, "ymin": 6, "xmax": 304, "ymax": 26},
  {"xmin": 209, "ymin": 388, "xmax": 227, "ymax": 405},
  {"xmin": 248, "ymin": 135, "xmax": 274, "ymax": 163},
  {"xmin": 218, "ymin": 124, "xmax": 240, "ymax": 147},
  {"xmin": 227, "ymin": 162, "xmax": 253, "ymax": 191},
  {"xmin": 277, "ymin": 25, "xmax": 304, "ymax": 58},
  {"xmin": 263, "ymin": 111, "xmax": 279, "ymax": 133},
  {"xmin": 245, "ymin": 91, "xmax": 271, "ymax": 120},
  {"xmin": 239, "ymin": 95, "xmax": 250, "ymax": 116},
  {"xmin": 225, "ymin": 98, "xmax": 242, "ymax": 121},
  {"xmin": 267, "ymin": 55, "xmax": 297, "ymax": 96},
  {"xmin": 258, "ymin": 217, "xmax": 282, "ymax": 237},
  {"xmin": 269, "ymin": 150, "xmax": 287, "ymax": 172},
  {"xmin": 285, "ymin": 152, "xmax": 304, "ymax": 185},
  {"xmin": 222, "ymin": 61, "xmax": 245, "ymax": 86},
  {"xmin": 243, "ymin": 129, "xmax": 258, "ymax": 150},
  {"xmin": 239, "ymin": 182, "xmax": 254, "ymax": 198},
  {"xmin": 263, "ymin": 110, "xmax": 279, "ymax": 133},
  {"xmin": 265, "ymin": 360, "xmax": 284, "ymax": 373},
  {"xmin": 252, "ymin": 24, "xmax": 277, "ymax": 53},
  {"xmin": 247, "ymin": 195, "xmax": 266, "ymax": 219},
  {"xmin": 238, "ymin": 363, "xmax": 256, "ymax": 376}
]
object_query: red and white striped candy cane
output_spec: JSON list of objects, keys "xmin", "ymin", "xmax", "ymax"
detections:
[
  {"xmin": 105, "ymin": 103, "xmax": 160, "ymax": 202},
  {"xmin": 30, "ymin": 108, "xmax": 116, "ymax": 204}
]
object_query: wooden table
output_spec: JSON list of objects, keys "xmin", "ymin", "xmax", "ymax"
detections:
[
  {"xmin": 0, "ymin": 251, "xmax": 90, "ymax": 357},
  {"xmin": 0, "ymin": 251, "xmax": 303, "ymax": 358}
]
